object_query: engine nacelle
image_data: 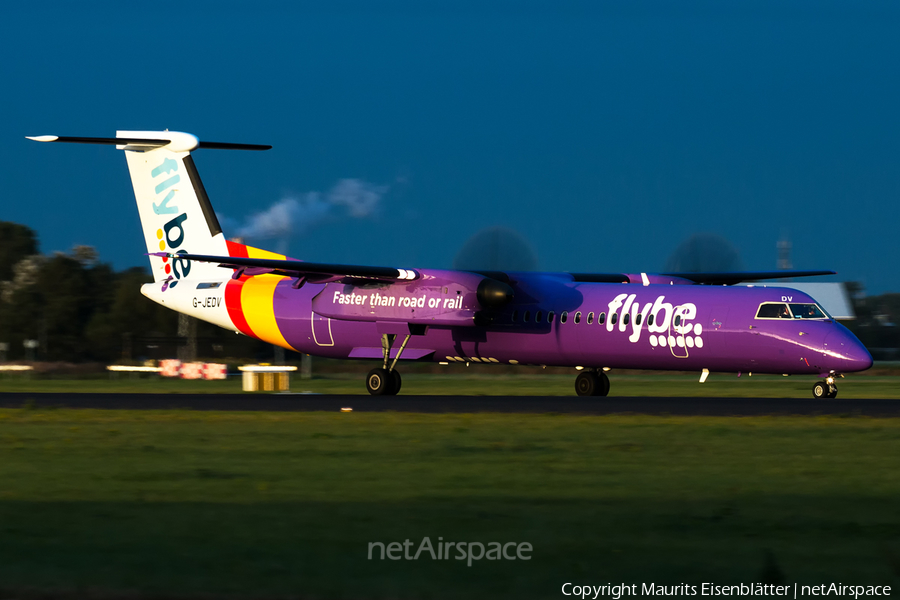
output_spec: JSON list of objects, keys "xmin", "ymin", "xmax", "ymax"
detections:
[{"xmin": 477, "ymin": 278, "xmax": 514, "ymax": 308}]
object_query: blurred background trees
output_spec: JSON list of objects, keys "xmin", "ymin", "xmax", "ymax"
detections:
[{"xmin": 0, "ymin": 221, "xmax": 268, "ymax": 363}]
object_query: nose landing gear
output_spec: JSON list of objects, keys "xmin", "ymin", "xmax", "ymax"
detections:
[
  {"xmin": 812, "ymin": 375, "xmax": 839, "ymax": 399},
  {"xmin": 575, "ymin": 369, "xmax": 610, "ymax": 397}
]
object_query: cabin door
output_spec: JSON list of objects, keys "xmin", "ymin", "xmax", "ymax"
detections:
[{"xmin": 311, "ymin": 312, "xmax": 334, "ymax": 346}]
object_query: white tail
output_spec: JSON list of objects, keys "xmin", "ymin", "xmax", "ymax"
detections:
[
  {"xmin": 26, "ymin": 130, "xmax": 270, "ymax": 284},
  {"xmin": 120, "ymin": 131, "xmax": 229, "ymax": 283}
]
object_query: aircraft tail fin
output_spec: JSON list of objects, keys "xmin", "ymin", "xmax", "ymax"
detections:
[{"xmin": 27, "ymin": 131, "xmax": 270, "ymax": 283}]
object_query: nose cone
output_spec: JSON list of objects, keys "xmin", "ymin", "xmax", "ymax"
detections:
[
  {"xmin": 848, "ymin": 342, "xmax": 874, "ymax": 372},
  {"xmin": 825, "ymin": 330, "xmax": 873, "ymax": 372}
]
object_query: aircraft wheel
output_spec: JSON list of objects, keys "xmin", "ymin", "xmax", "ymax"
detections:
[
  {"xmin": 575, "ymin": 372, "xmax": 597, "ymax": 396},
  {"xmin": 366, "ymin": 368, "xmax": 393, "ymax": 396},
  {"xmin": 812, "ymin": 380, "xmax": 829, "ymax": 399},
  {"xmin": 575, "ymin": 371, "xmax": 600, "ymax": 396},
  {"xmin": 597, "ymin": 371, "xmax": 610, "ymax": 397},
  {"xmin": 390, "ymin": 370, "xmax": 402, "ymax": 395}
]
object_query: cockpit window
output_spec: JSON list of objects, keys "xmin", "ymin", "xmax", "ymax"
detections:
[
  {"xmin": 756, "ymin": 302, "xmax": 829, "ymax": 320},
  {"xmin": 788, "ymin": 303, "xmax": 828, "ymax": 319},
  {"xmin": 756, "ymin": 303, "xmax": 791, "ymax": 319}
]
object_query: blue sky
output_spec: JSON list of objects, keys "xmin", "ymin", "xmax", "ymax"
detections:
[{"xmin": 3, "ymin": 2, "xmax": 899, "ymax": 293}]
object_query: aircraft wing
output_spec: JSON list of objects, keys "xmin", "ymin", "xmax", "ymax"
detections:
[
  {"xmin": 151, "ymin": 252, "xmax": 418, "ymax": 283},
  {"xmin": 569, "ymin": 273, "xmax": 631, "ymax": 283},
  {"xmin": 661, "ymin": 270, "xmax": 836, "ymax": 286}
]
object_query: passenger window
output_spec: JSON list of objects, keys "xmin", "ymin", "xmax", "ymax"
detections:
[
  {"xmin": 611, "ymin": 313, "xmax": 618, "ymax": 325},
  {"xmin": 599, "ymin": 312, "xmax": 606, "ymax": 325},
  {"xmin": 524, "ymin": 310, "xmax": 531, "ymax": 323},
  {"xmin": 574, "ymin": 311, "xmax": 582, "ymax": 324},
  {"xmin": 561, "ymin": 311, "xmax": 568, "ymax": 324},
  {"xmin": 587, "ymin": 312, "xmax": 594, "ymax": 325},
  {"xmin": 635, "ymin": 313, "xmax": 642, "ymax": 325},
  {"xmin": 548, "ymin": 311, "xmax": 555, "ymax": 323},
  {"xmin": 756, "ymin": 303, "xmax": 790, "ymax": 319},
  {"xmin": 648, "ymin": 314, "xmax": 654, "ymax": 326},
  {"xmin": 624, "ymin": 313, "xmax": 630, "ymax": 326},
  {"xmin": 536, "ymin": 310, "xmax": 543, "ymax": 323},
  {"xmin": 512, "ymin": 310, "xmax": 519, "ymax": 322},
  {"xmin": 674, "ymin": 315, "xmax": 681, "ymax": 327}
]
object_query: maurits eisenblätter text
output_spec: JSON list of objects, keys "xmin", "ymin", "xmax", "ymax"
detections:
[{"xmin": 561, "ymin": 583, "xmax": 891, "ymax": 599}]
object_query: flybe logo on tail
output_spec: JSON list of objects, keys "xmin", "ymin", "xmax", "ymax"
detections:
[
  {"xmin": 151, "ymin": 158, "xmax": 180, "ymax": 215},
  {"xmin": 151, "ymin": 158, "xmax": 191, "ymax": 283}
]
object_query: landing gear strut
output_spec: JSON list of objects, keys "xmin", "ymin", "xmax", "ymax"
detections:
[
  {"xmin": 575, "ymin": 370, "xmax": 610, "ymax": 397},
  {"xmin": 812, "ymin": 376, "xmax": 838, "ymax": 399},
  {"xmin": 366, "ymin": 333, "xmax": 410, "ymax": 396}
]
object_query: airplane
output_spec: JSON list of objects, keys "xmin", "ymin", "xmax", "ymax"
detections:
[{"xmin": 28, "ymin": 131, "xmax": 873, "ymax": 398}]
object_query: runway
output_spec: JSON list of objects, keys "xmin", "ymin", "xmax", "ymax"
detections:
[{"xmin": 0, "ymin": 393, "xmax": 899, "ymax": 416}]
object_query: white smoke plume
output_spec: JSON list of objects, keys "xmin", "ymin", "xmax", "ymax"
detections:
[
  {"xmin": 224, "ymin": 178, "xmax": 389, "ymax": 241},
  {"xmin": 327, "ymin": 178, "xmax": 385, "ymax": 219}
]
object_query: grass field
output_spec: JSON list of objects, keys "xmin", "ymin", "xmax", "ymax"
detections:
[
  {"xmin": 0, "ymin": 408, "xmax": 898, "ymax": 598},
  {"xmin": 1, "ymin": 371, "xmax": 899, "ymax": 397}
]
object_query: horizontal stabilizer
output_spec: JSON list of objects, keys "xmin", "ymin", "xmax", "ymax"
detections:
[
  {"xmin": 663, "ymin": 270, "xmax": 837, "ymax": 286},
  {"xmin": 27, "ymin": 134, "xmax": 270, "ymax": 151},
  {"xmin": 151, "ymin": 252, "xmax": 418, "ymax": 282}
]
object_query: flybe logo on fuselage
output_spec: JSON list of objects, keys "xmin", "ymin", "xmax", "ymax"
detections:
[
  {"xmin": 150, "ymin": 157, "xmax": 191, "ymax": 283},
  {"xmin": 606, "ymin": 293, "xmax": 704, "ymax": 350}
]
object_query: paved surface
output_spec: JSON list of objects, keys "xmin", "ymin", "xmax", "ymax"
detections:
[{"xmin": 0, "ymin": 393, "xmax": 898, "ymax": 416}]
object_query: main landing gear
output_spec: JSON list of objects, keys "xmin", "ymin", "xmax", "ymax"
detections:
[
  {"xmin": 366, "ymin": 333, "xmax": 411, "ymax": 396},
  {"xmin": 575, "ymin": 369, "xmax": 610, "ymax": 397},
  {"xmin": 812, "ymin": 375, "xmax": 840, "ymax": 399}
]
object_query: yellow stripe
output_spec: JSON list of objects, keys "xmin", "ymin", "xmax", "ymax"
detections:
[
  {"xmin": 246, "ymin": 245, "xmax": 286, "ymax": 260},
  {"xmin": 240, "ymin": 276, "xmax": 294, "ymax": 350},
  {"xmin": 238, "ymin": 244, "xmax": 293, "ymax": 348},
  {"xmin": 245, "ymin": 245, "xmax": 285, "ymax": 282}
]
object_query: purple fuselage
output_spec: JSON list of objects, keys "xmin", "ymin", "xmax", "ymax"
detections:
[{"xmin": 265, "ymin": 269, "xmax": 872, "ymax": 377}]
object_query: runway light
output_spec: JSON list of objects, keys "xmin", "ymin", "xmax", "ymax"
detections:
[
  {"xmin": 439, "ymin": 362, "xmax": 449, "ymax": 365},
  {"xmin": 341, "ymin": 407, "xmax": 353, "ymax": 412},
  {"xmin": 602, "ymin": 367, "xmax": 611, "ymax": 372}
]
